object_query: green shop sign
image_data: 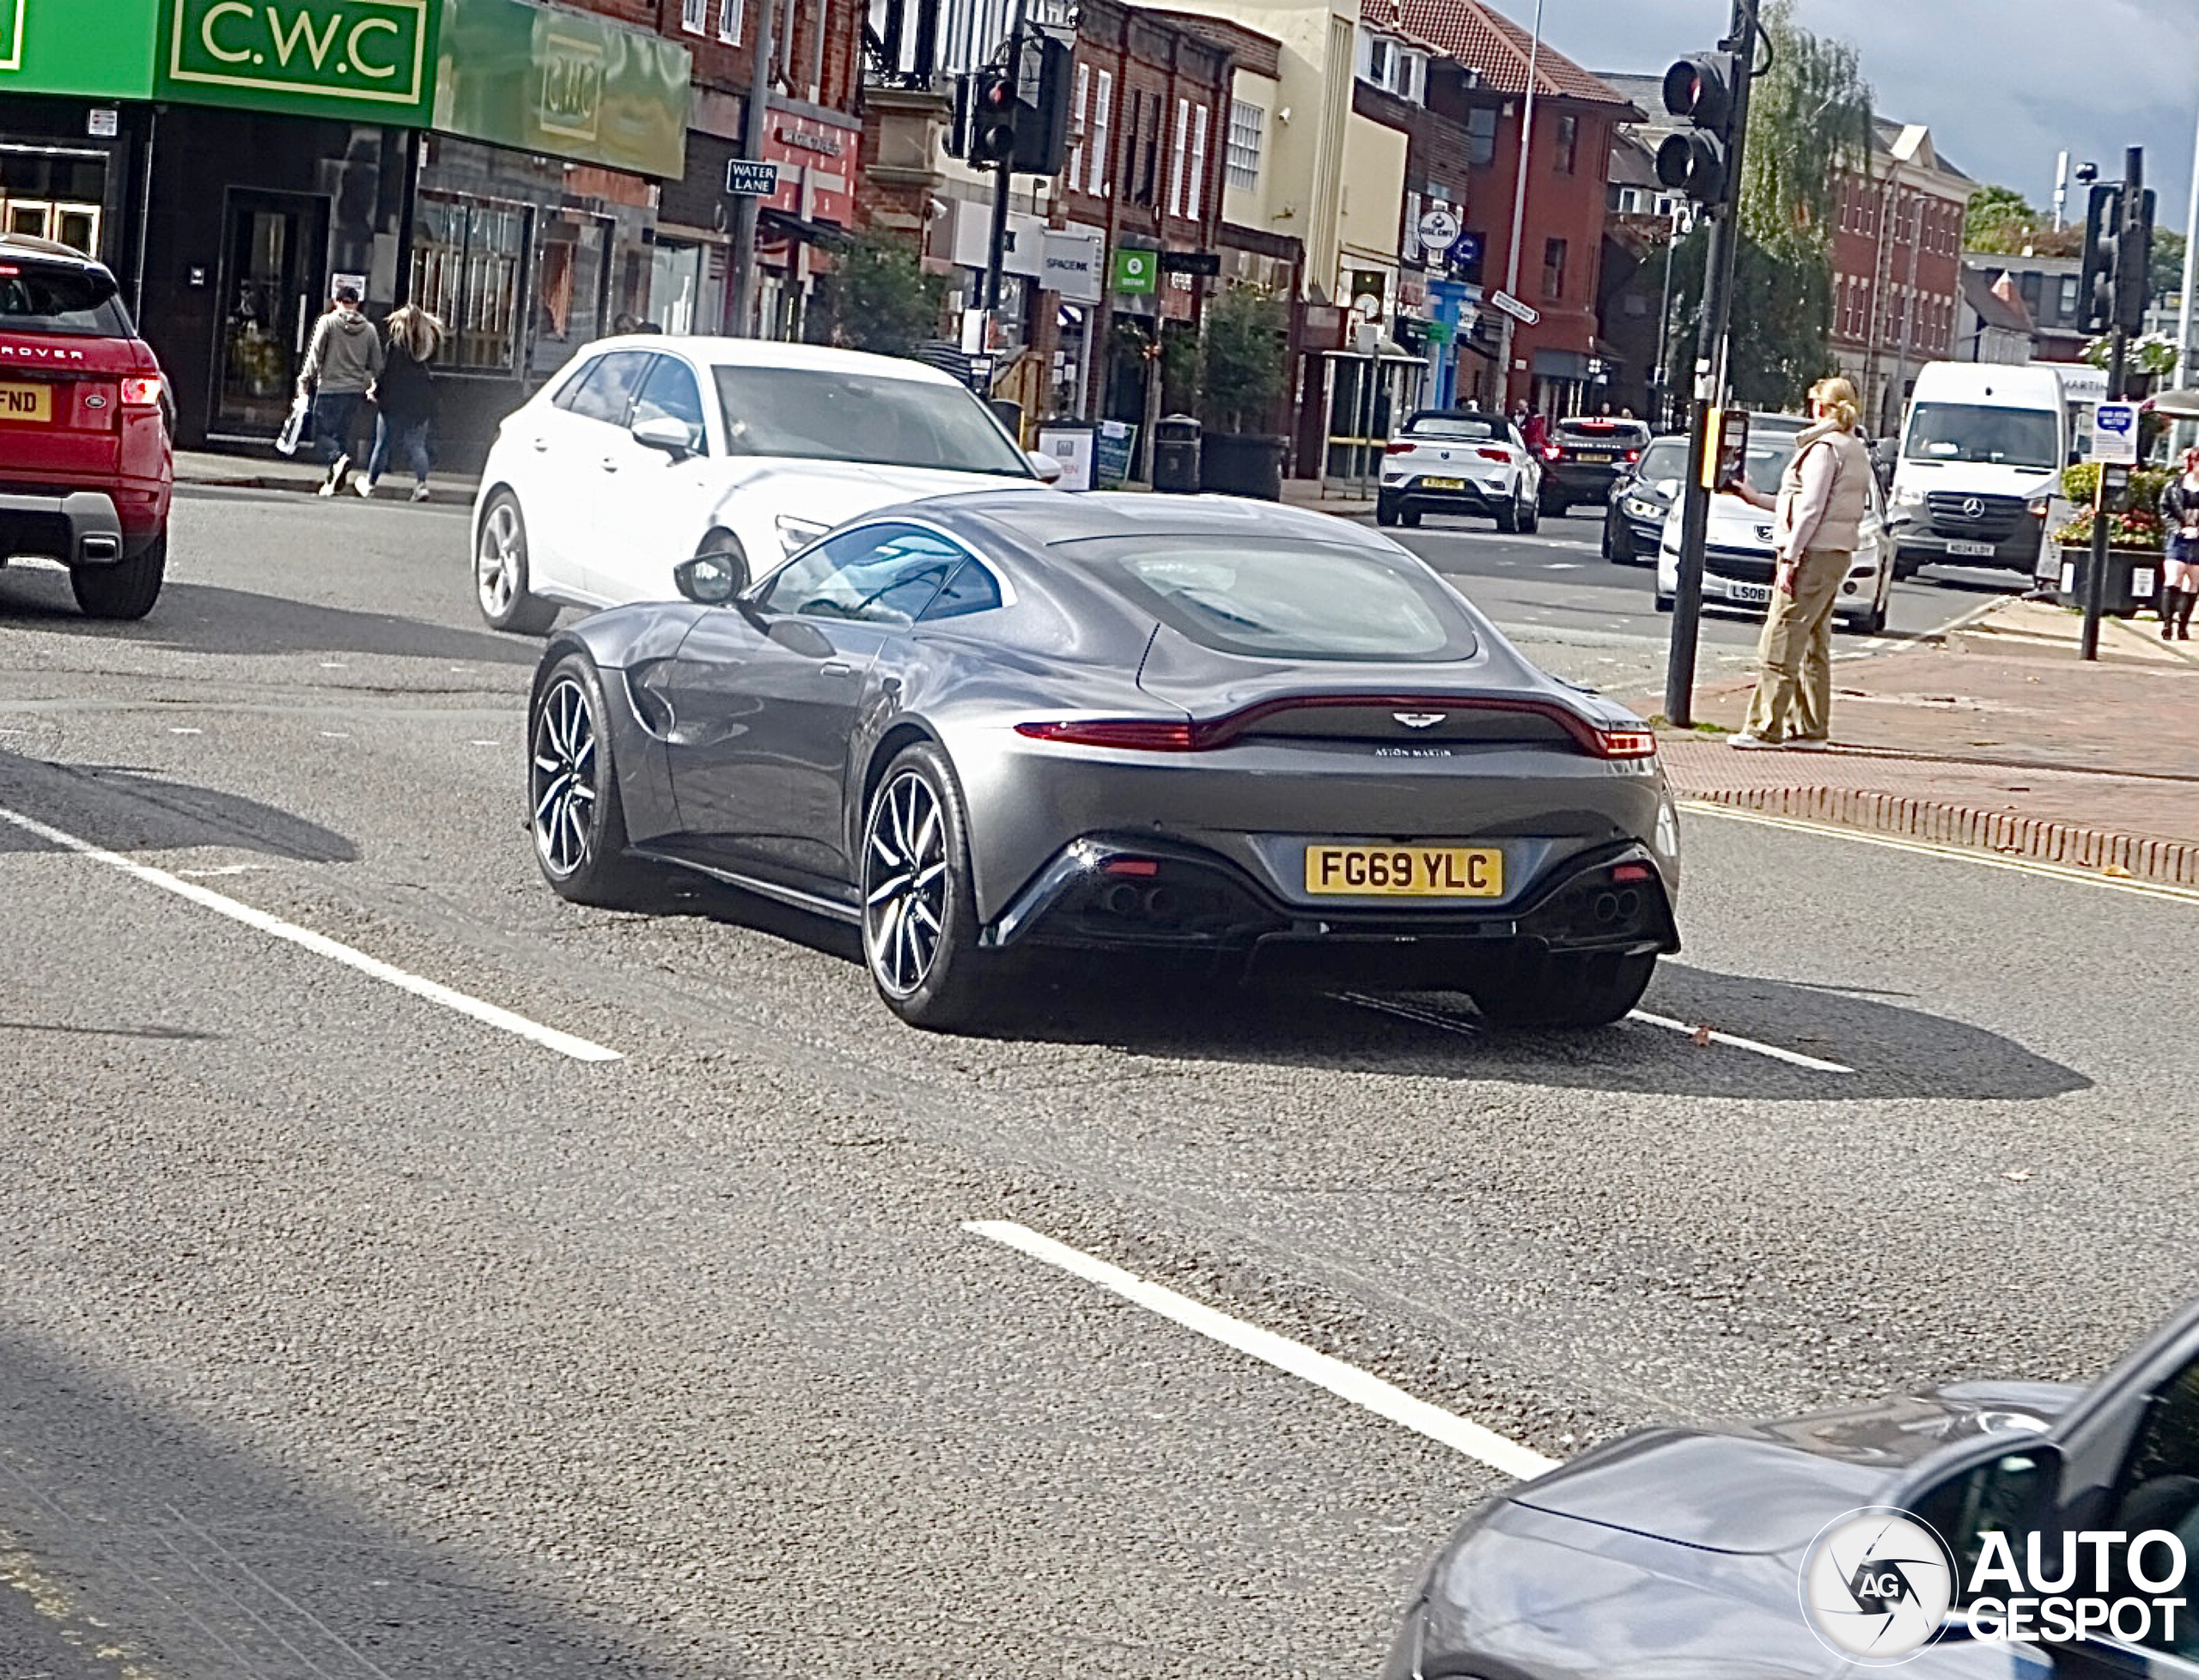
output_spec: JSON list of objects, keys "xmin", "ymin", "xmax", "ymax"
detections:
[
  {"xmin": 159, "ymin": 0, "xmax": 437, "ymax": 118},
  {"xmin": 0, "ymin": 0, "xmax": 160, "ymax": 97},
  {"xmin": 435, "ymin": 0, "xmax": 688, "ymax": 179}
]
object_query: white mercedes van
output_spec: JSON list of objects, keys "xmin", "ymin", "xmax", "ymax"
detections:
[{"xmin": 1888, "ymin": 362, "xmax": 2098, "ymax": 577}]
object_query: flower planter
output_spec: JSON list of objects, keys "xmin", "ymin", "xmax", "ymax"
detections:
[
  {"xmin": 1198, "ymin": 432, "xmax": 1287, "ymax": 500},
  {"xmin": 2056, "ymin": 545, "xmax": 2162, "ymax": 618}
]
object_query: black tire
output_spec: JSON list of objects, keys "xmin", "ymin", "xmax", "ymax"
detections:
[
  {"xmin": 528, "ymin": 653, "xmax": 648, "ymax": 909},
  {"xmin": 1399, "ymin": 508, "xmax": 1422, "ymax": 527},
  {"xmin": 1470, "ymin": 949, "xmax": 1657, "ymax": 1029},
  {"xmin": 70, "ymin": 533, "xmax": 166, "ymax": 620},
  {"xmin": 1604, "ymin": 513, "xmax": 1631, "ymax": 563},
  {"xmin": 1654, "ymin": 592, "xmax": 1675, "ymax": 614},
  {"xmin": 861, "ymin": 742, "xmax": 1016, "ymax": 1032},
  {"xmin": 1541, "ymin": 496, "xmax": 1567, "ymax": 518},
  {"xmin": 1375, "ymin": 496, "xmax": 1399, "ymax": 528},
  {"xmin": 1852, "ymin": 600, "xmax": 1888, "ymax": 636},
  {"xmin": 1520, "ymin": 492, "xmax": 1540, "ymax": 535},
  {"xmin": 1495, "ymin": 496, "xmax": 1520, "ymax": 534},
  {"xmin": 1892, "ymin": 551, "xmax": 1925, "ymax": 581},
  {"xmin": 476, "ymin": 490, "xmax": 559, "ymax": 635}
]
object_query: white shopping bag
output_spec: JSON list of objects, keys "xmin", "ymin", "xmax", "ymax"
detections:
[{"xmin": 274, "ymin": 392, "xmax": 312, "ymax": 457}]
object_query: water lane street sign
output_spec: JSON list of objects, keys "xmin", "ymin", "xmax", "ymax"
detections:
[
  {"xmin": 725, "ymin": 159, "xmax": 781, "ymax": 195},
  {"xmin": 1488, "ymin": 289, "xmax": 1539, "ymax": 327}
]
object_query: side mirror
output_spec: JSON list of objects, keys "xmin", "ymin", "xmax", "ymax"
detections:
[
  {"xmin": 673, "ymin": 551, "xmax": 748, "ymax": 605},
  {"xmin": 634, "ymin": 414, "xmax": 699, "ymax": 460},
  {"xmin": 1885, "ymin": 511, "xmax": 1914, "ymax": 532},
  {"xmin": 1026, "ymin": 449, "xmax": 1065, "ymax": 485}
]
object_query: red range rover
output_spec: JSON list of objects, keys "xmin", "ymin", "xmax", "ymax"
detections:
[{"xmin": 0, "ymin": 234, "xmax": 172, "ymax": 619}]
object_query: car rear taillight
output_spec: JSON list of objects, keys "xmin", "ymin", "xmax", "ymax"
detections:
[
  {"xmin": 1611, "ymin": 861, "xmax": 1657, "ymax": 882},
  {"xmin": 1541, "ymin": 445, "xmax": 1563, "ymax": 462},
  {"xmin": 120, "ymin": 375, "xmax": 163, "ymax": 408},
  {"xmin": 1014, "ymin": 719, "xmax": 1198, "ymax": 751},
  {"xmin": 1593, "ymin": 727, "xmax": 1659, "ymax": 760},
  {"xmin": 1477, "ymin": 447, "xmax": 1513, "ymax": 462},
  {"xmin": 1102, "ymin": 858, "xmax": 1160, "ymax": 877},
  {"xmin": 1624, "ymin": 448, "xmax": 1641, "ymax": 463},
  {"xmin": 1385, "ymin": 441, "xmax": 1416, "ymax": 454}
]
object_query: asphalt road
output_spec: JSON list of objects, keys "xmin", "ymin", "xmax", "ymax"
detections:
[{"xmin": 0, "ymin": 487, "xmax": 2189, "ymax": 1679}]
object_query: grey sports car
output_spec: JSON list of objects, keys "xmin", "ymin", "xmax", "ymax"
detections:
[{"xmin": 524, "ymin": 490, "xmax": 1681, "ymax": 1031}]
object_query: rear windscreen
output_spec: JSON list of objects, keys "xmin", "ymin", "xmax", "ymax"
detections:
[
  {"xmin": 1404, "ymin": 415, "xmax": 1502, "ymax": 442},
  {"xmin": 0, "ymin": 263, "xmax": 131, "ymax": 336},
  {"xmin": 1052, "ymin": 535, "xmax": 1479, "ymax": 663}
]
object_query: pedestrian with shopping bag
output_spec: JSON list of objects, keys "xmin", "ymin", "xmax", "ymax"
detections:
[
  {"xmin": 360, "ymin": 305, "xmax": 442, "ymax": 502},
  {"xmin": 2157, "ymin": 447, "xmax": 2199, "ymax": 640},
  {"xmin": 1720, "ymin": 376, "xmax": 1871, "ymax": 749},
  {"xmin": 296, "ymin": 286, "xmax": 383, "ymax": 496}
]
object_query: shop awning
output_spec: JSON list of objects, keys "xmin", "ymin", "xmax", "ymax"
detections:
[{"xmin": 758, "ymin": 208, "xmax": 853, "ymax": 248}]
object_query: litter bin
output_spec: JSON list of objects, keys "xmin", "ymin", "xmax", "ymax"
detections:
[
  {"xmin": 1199, "ymin": 432, "xmax": 1287, "ymax": 500},
  {"xmin": 2056, "ymin": 545, "xmax": 2159, "ymax": 619},
  {"xmin": 1151, "ymin": 414, "xmax": 1203, "ymax": 494},
  {"xmin": 989, "ymin": 398, "xmax": 1025, "ymax": 447}
]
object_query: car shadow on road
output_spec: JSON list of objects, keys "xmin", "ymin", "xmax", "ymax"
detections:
[
  {"xmin": 0, "ymin": 572, "xmax": 542, "ymax": 667},
  {"xmin": 0, "ymin": 751, "xmax": 357, "ymax": 862},
  {"xmin": 0, "ymin": 1326, "xmax": 709, "ymax": 1680},
  {"xmin": 978, "ymin": 959, "xmax": 2091, "ymax": 1105}
]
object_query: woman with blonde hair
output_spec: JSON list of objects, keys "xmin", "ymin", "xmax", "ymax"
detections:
[
  {"xmin": 361, "ymin": 305, "xmax": 444, "ymax": 502},
  {"xmin": 1720, "ymin": 375, "xmax": 1873, "ymax": 748}
]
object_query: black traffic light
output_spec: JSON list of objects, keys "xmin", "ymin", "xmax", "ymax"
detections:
[
  {"xmin": 1655, "ymin": 52, "xmax": 1741, "ymax": 207},
  {"xmin": 1011, "ymin": 34, "xmax": 1073, "ymax": 176},
  {"xmin": 965, "ymin": 66, "xmax": 1019, "ymax": 167},
  {"xmin": 2080, "ymin": 182, "xmax": 2155, "ymax": 337}
]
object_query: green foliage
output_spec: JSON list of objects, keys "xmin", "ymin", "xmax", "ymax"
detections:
[
  {"xmin": 814, "ymin": 228, "xmax": 949, "ymax": 357},
  {"xmin": 1964, "ymin": 185, "xmax": 2044, "ymax": 254},
  {"xmin": 2153, "ymin": 228, "xmax": 2187, "ymax": 304},
  {"xmin": 2056, "ymin": 463, "xmax": 2172, "ymax": 549},
  {"xmin": 2062, "ymin": 462, "xmax": 2172, "ymax": 506},
  {"xmin": 1197, "ymin": 286, "xmax": 1289, "ymax": 433},
  {"xmin": 1739, "ymin": 0, "xmax": 1873, "ymax": 262},
  {"xmin": 2082, "ymin": 332, "xmax": 2180, "ymax": 376},
  {"xmin": 1661, "ymin": 221, "xmax": 1837, "ymax": 411}
]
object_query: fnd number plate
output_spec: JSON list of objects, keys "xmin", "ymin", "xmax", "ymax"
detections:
[
  {"xmin": 0, "ymin": 381, "xmax": 51, "ymax": 422},
  {"xmin": 1304, "ymin": 844, "xmax": 1503, "ymax": 897}
]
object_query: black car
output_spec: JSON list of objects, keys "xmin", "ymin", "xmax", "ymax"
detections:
[
  {"xmin": 1600, "ymin": 434, "xmax": 1690, "ymax": 565},
  {"xmin": 1538, "ymin": 417, "xmax": 1651, "ymax": 516},
  {"xmin": 1386, "ymin": 1295, "xmax": 2199, "ymax": 1677}
]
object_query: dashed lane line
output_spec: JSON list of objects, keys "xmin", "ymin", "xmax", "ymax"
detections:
[
  {"xmin": 0, "ymin": 800, "xmax": 622, "ymax": 1063},
  {"xmin": 964, "ymin": 1220, "xmax": 1559, "ymax": 1482},
  {"xmin": 1680, "ymin": 800, "xmax": 2199, "ymax": 908},
  {"xmin": 1334, "ymin": 990, "xmax": 1852, "ymax": 1074}
]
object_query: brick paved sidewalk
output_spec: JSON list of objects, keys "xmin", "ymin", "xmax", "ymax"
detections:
[{"xmin": 1654, "ymin": 597, "xmax": 2199, "ymax": 886}]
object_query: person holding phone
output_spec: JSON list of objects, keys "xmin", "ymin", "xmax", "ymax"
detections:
[{"xmin": 1718, "ymin": 378, "xmax": 1871, "ymax": 749}]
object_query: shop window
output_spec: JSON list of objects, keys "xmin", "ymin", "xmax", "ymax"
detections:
[
  {"xmin": 1466, "ymin": 107, "xmax": 1497, "ymax": 169},
  {"xmin": 1542, "ymin": 237, "xmax": 1567, "ymax": 301},
  {"xmin": 532, "ymin": 209, "xmax": 615, "ymax": 378},
  {"xmin": 408, "ymin": 190, "xmax": 533, "ymax": 374},
  {"xmin": 1554, "ymin": 114, "xmax": 1578, "ymax": 176}
]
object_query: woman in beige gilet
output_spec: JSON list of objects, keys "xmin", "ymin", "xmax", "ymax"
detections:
[{"xmin": 1721, "ymin": 377, "xmax": 1871, "ymax": 748}]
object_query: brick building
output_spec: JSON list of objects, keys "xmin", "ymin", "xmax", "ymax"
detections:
[
  {"xmin": 1830, "ymin": 121, "xmax": 1973, "ymax": 433},
  {"xmin": 1370, "ymin": 0, "xmax": 1640, "ymax": 414}
]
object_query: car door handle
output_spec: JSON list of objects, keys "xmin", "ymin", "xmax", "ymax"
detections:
[
  {"xmin": 600, "ymin": 457, "xmax": 618, "ymax": 472},
  {"xmin": 819, "ymin": 660, "xmax": 856, "ymax": 678},
  {"xmin": 530, "ymin": 438, "xmax": 549, "ymax": 452}
]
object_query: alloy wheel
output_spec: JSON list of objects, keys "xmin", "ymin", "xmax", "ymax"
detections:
[
  {"xmin": 478, "ymin": 502, "xmax": 521, "ymax": 618},
  {"xmin": 864, "ymin": 770, "xmax": 949, "ymax": 997},
  {"xmin": 531, "ymin": 676, "xmax": 598, "ymax": 878}
]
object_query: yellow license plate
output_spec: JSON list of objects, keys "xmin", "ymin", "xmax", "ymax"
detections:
[
  {"xmin": 1304, "ymin": 844, "xmax": 1504, "ymax": 897},
  {"xmin": 1420, "ymin": 476, "xmax": 1465, "ymax": 490},
  {"xmin": 0, "ymin": 381, "xmax": 52, "ymax": 423}
]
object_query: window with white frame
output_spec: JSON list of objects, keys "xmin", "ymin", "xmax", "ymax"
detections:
[
  {"xmin": 1069, "ymin": 62, "xmax": 1090, "ymax": 191},
  {"xmin": 1087, "ymin": 70, "xmax": 1112, "ymax": 195},
  {"xmin": 1167, "ymin": 95, "xmax": 1189, "ymax": 218},
  {"xmin": 717, "ymin": 0, "xmax": 740, "ymax": 42},
  {"xmin": 682, "ymin": 0, "xmax": 709, "ymax": 31},
  {"xmin": 1186, "ymin": 102, "xmax": 1209, "ymax": 222},
  {"xmin": 1226, "ymin": 99, "xmax": 1264, "ymax": 192}
]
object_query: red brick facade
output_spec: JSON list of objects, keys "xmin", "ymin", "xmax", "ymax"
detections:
[{"xmin": 1828, "ymin": 137, "xmax": 1971, "ymax": 431}]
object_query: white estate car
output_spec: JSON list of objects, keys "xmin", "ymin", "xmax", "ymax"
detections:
[
  {"xmin": 472, "ymin": 337, "xmax": 1056, "ymax": 631},
  {"xmin": 1654, "ymin": 413, "xmax": 1896, "ymax": 636}
]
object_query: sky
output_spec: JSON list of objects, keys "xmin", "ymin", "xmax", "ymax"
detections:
[{"xmin": 1483, "ymin": 0, "xmax": 2199, "ymax": 235}]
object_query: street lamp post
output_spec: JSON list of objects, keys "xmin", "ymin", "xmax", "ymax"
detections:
[{"xmin": 1493, "ymin": 0, "xmax": 1545, "ymax": 411}]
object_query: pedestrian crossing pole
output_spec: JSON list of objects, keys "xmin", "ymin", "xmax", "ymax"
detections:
[{"xmin": 1662, "ymin": 0, "xmax": 1759, "ymax": 729}]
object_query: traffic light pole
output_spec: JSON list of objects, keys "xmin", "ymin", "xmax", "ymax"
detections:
[
  {"xmin": 1662, "ymin": 0, "xmax": 1759, "ymax": 728},
  {"xmin": 981, "ymin": 0, "xmax": 1029, "ymax": 321},
  {"xmin": 2081, "ymin": 145, "xmax": 2145, "ymax": 663}
]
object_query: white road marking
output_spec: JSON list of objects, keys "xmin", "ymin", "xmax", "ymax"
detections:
[
  {"xmin": 1543, "ymin": 562, "xmax": 1583, "ymax": 570},
  {"xmin": 0, "ymin": 800, "xmax": 622, "ymax": 1062},
  {"xmin": 1333, "ymin": 990, "xmax": 1483, "ymax": 1038},
  {"xmin": 964, "ymin": 1220, "xmax": 1557, "ymax": 1482},
  {"xmin": 168, "ymin": 727, "xmax": 202, "ymax": 735},
  {"xmin": 1627, "ymin": 1009, "xmax": 1855, "ymax": 1073},
  {"xmin": 1682, "ymin": 800, "xmax": 2199, "ymax": 907}
]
